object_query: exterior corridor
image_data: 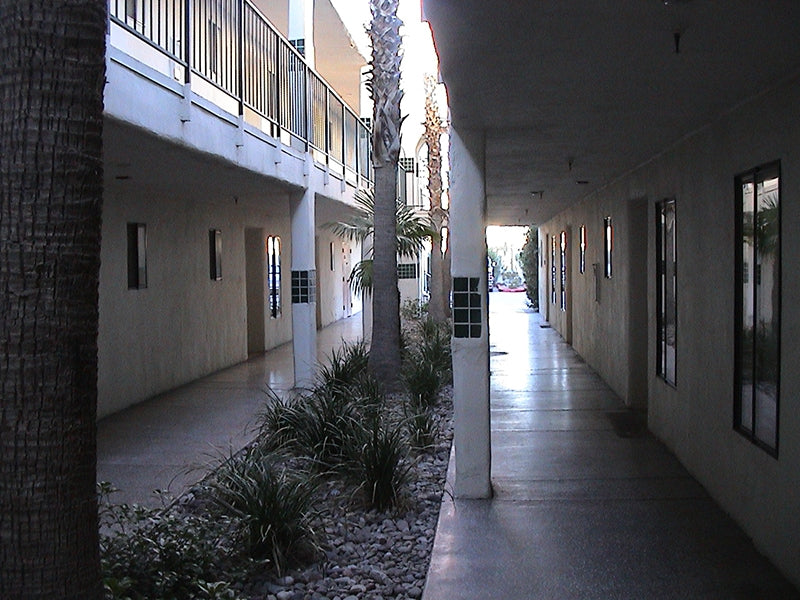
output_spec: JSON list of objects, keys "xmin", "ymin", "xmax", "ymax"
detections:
[
  {"xmin": 423, "ymin": 292, "xmax": 798, "ymax": 599},
  {"xmin": 97, "ymin": 315, "xmax": 362, "ymax": 508}
]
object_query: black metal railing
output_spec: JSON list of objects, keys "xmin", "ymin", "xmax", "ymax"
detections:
[{"xmin": 109, "ymin": 0, "xmax": 372, "ymax": 184}]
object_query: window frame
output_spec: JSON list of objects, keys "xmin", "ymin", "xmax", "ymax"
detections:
[
  {"xmin": 734, "ymin": 161, "xmax": 781, "ymax": 457},
  {"xmin": 656, "ymin": 199, "xmax": 677, "ymax": 387},
  {"xmin": 559, "ymin": 230, "xmax": 567, "ymax": 311},
  {"xmin": 209, "ymin": 229, "xmax": 222, "ymax": 281},
  {"xmin": 267, "ymin": 235, "xmax": 282, "ymax": 319},
  {"xmin": 603, "ymin": 216, "xmax": 613, "ymax": 279},
  {"xmin": 127, "ymin": 222, "xmax": 147, "ymax": 290}
]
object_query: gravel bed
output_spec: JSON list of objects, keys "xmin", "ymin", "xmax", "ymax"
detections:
[{"xmin": 244, "ymin": 387, "xmax": 453, "ymax": 600}]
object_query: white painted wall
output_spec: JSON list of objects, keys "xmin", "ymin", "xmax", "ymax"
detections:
[
  {"xmin": 98, "ymin": 192, "xmax": 292, "ymax": 418},
  {"xmin": 537, "ymin": 72, "xmax": 800, "ymax": 587},
  {"xmin": 99, "ymin": 21, "xmax": 366, "ymax": 417}
]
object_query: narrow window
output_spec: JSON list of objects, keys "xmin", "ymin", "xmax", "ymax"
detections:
[
  {"xmin": 735, "ymin": 162, "xmax": 780, "ymax": 455},
  {"xmin": 579, "ymin": 225, "xmax": 587, "ymax": 274},
  {"xmin": 267, "ymin": 236, "xmax": 281, "ymax": 318},
  {"xmin": 656, "ymin": 199, "xmax": 677, "ymax": 386},
  {"xmin": 559, "ymin": 230, "xmax": 567, "ymax": 311},
  {"xmin": 550, "ymin": 235, "xmax": 557, "ymax": 304},
  {"xmin": 209, "ymin": 229, "xmax": 222, "ymax": 281},
  {"xmin": 603, "ymin": 217, "xmax": 613, "ymax": 278},
  {"xmin": 330, "ymin": 242, "xmax": 335, "ymax": 271},
  {"xmin": 127, "ymin": 223, "xmax": 147, "ymax": 289}
]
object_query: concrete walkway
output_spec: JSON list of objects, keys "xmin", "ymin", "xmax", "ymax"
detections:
[
  {"xmin": 97, "ymin": 315, "xmax": 362, "ymax": 507},
  {"xmin": 423, "ymin": 292, "xmax": 799, "ymax": 600}
]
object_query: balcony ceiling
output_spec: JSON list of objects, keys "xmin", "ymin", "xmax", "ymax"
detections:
[{"xmin": 422, "ymin": 0, "xmax": 800, "ymax": 225}]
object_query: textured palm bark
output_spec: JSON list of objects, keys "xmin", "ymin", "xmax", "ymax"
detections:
[
  {"xmin": 423, "ymin": 76, "xmax": 449, "ymax": 322},
  {"xmin": 0, "ymin": 1, "xmax": 106, "ymax": 597},
  {"xmin": 367, "ymin": 0, "xmax": 403, "ymax": 387}
]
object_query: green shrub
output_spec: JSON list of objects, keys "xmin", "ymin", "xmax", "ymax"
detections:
[
  {"xmin": 404, "ymin": 402, "xmax": 438, "ymax": 451},
  {"xmin": 98, "ymin": 483, "xmax": 234, "ymax": 600},
  {"xmin": 205, "ymin": 446, "xmax": 323, "ymax": 575},
  {"xmin": 344, "ymin": 415, "xmax": 411, "ymax": 511},
  {"xmin": 403, "ymin": 359, "xmax": 442, "ymax": 409},
  {"xmin": 317, "ymin": 340, "xmax": 370, "ymax": 390}
]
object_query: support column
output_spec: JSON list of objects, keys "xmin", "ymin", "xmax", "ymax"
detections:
[
  {"xmin": 449, "ymin": 128, "xmax": 491, "ymax": 498},
  {"xmin": 291, "ymin": 188, "xmax": 317, "ymax": 388}
]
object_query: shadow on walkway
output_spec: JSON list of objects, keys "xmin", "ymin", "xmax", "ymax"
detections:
[
  {"xmin": 97, "ymin": 315, "xmax": 362, "ymax": 508},
  {"xmin": 423, "ymin": 292, "xmax": 798, "ymax": 600}
]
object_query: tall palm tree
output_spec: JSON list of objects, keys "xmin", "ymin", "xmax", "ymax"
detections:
[
  {"xmin": 367, "ymin": 0, "xmax": 404, "ymax": 387},
  {"xmin": 0, "ymin": 1, "xmax": 106, "ymax": 597},
  {"xmin": 423, "ymin": 75, "xmax": 450, "ymax": 322},
  {"xmin": 325, "ymin": 189, "xmax": 435, "ymax": 296}
]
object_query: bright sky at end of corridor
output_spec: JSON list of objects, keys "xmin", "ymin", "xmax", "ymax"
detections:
[{"xmin": 486, "ymin": 226, "xmax": 529, "ymax": 249}]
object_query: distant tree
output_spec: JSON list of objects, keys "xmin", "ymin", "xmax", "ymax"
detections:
[
  {"xmin": 422, "ymin": 75, "xmax": 449, "ymax": 322},
  {"xmin": 519, "ymin": 228, "xmax": 540, "ymax": 309},
  {"xmin": 367, "ymin": 0, "xmax": 404, "ymax": 387},
  {"xmin": 0, "ymin": 1, "xmax": 106, "ymax": 597}
]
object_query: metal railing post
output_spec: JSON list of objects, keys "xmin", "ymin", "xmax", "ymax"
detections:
[
  {"xmin": 237, "ymin": 0, "xmax": 244, "ymax": 116},
  {"xmin": 184, "ymin": 0, "xmax": 192, "ymax": 84}
]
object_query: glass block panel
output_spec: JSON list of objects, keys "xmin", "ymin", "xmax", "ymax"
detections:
[{"xmin": 453, "ymin": 276, "xmax": 482, "ymax": 338}]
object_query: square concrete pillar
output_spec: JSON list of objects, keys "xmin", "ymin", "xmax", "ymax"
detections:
[
  {"xmin": 449, "ymin": 128, "xmax": 492, "ymax": 499},
  {"xmin": 291, "ymin": 188, "xmax": 317, "ymax": 388}
]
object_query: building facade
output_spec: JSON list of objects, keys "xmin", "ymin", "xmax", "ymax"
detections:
[{"xmin": 100, "ymin": 0, "xmax": 369, "ymax": 417}]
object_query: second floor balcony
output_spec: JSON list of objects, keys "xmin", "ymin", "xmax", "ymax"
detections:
[{"xmin": 108, "ymin": 0, "xmax": 372, "ymax": 188}]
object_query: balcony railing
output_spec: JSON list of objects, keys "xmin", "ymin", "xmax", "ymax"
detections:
[{"xmin": 109, "ymin": 0, "xmax": 372, "ymax": 186}]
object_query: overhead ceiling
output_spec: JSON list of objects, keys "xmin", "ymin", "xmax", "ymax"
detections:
[{"xmin": 422, "ymin": 0, "xmax": 800, "ymax": 225}]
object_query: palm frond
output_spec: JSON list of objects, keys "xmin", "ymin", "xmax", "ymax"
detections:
[{"xmin": 349, "ymin": 259, "xmax": 374, "ymax": 296}]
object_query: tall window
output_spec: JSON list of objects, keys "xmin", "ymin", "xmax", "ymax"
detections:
[
  {"xmin": 656, "ymin": 199, "xmax": 677, "ymax": 385},
  {"xmin": 559, "ymin": 230, "xmax": 567, "ymax": 311},
  {"xmin": 550, "ymin": 235, "xmax": 557, "ymax": 304},
  {"xmin": 603, "ymin": 217, "xmax": 613, "ymax": 278},
  {"xmin": 267, "ymin": 236, "xmax": 281, "ymax": 318},
  {"xmin": 209, "ymin": 229, "xmax": 222, "ymax": 281},
  {"xmin": 735, "ymin": 162, "xmax": 780, "ymax": 455},
  {"xmin": 127, "ymin": 223, "xmax": 147, "ymax": 289},
  {"xmin": 579, "ymin": 225, "xmax": 587, "ymax": 274}
]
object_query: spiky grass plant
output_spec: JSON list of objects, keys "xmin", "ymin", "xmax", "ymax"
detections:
[
  {"xmin": 402, "ymin": 359, "xmax": 442, "ymax": 409},
  {"xmin": 404, "ymin": 395, "xmax": 438, "ymax": 451},
  {"xmin": 344, "ymin": 414, "xmax": 411, "ymax": 511},
  {"xmin": 206, "ymin": 446, "xmax": 323, "ymax": 575},
  {"xmin": 317, "ymin": 340, "xmax": 370, "ymax": 390}
]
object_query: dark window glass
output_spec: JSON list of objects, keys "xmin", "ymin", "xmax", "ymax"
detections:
[
  {"xmin": 603, "ymin": 217, "xmax": 613, "ymax": 278},
  {"xmin": 559, "ymin": 230, "xmax": 567, "ymax": 311},
  {"xmin": 735, "ymin": 162, "xmax": 780, "ymax": 455},
  {"xmin": 127, "ymin": 223, "xmax": 147, "ymax": 290},
  {"xmin": 550, "ymin": 236, "xmax": 557, "ymax": 304},
  {"xmin": 209, "ymin": 229, "xmax": 222, "ymax": 281},
  {"xmin": 579, "ymin": 225, "xmax": 586, "ymax": 274},
  {"xmin": 656, "ymin": 199, "xmax": 676, "ymax": 386},
  {"xmin": 267, "ymin": 236, "xmax": 281, "ymax": 318}
]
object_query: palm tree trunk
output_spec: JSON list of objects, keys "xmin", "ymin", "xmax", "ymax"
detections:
[
  {"xmin": 368, "ymin": 0, "xmax": 403, "ymax": 387},
  {"xmin": 0, "ymin": 1, "xmax": 106, "ymax": 597},
  {"xmin": 424, "ymin": 77, "xmax": 449, "ymax": 322}
]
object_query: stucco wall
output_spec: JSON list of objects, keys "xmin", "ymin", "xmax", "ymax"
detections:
[
  {"xmin": 98, "ymin": 192, "xmax": 292, "ymax": 418},
  {"xmin": 538, "ymin": 73, "xmax": 800, "ymax": 586}
]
